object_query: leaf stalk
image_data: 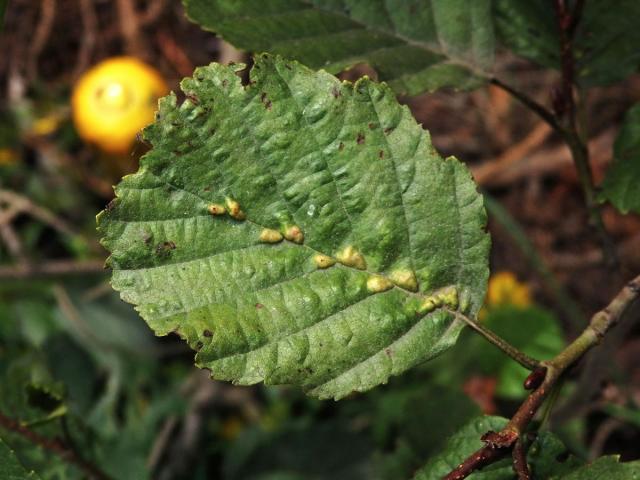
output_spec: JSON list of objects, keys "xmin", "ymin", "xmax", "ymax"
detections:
[{"xmin": 454, "ymin": 312, "xmax": 540, "ymax": 371}]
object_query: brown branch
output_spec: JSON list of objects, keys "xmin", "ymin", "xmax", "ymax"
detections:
[
  {"xmin": 0, "ymin": 259, "xmax": 105, "ymax": 280},
  {"xmin": 489, "ymin": 77, "xmax": 564, "ymax": 135},
  {"xmin": 512, "ymin": 438, "xmax": 531, "ymax": 480},
  {"xmin": 0, "ymin": 411, "xmax": 111, "ymax": 480},
  {"xmin": 115, "ymin": 0, "xmax": 148, "ymax": 58},
  {"xmin": 138, "ymin": 0, "xmax": 167, "ymax": 26},
  {"xmin": 27, "ymin": 0, "xmax": 56, "ymax": 82},
  {"xmin": 472, "ymin": 122, "xmax": 552, "ymax": 185},
  {"xmin": 155, "ymin": 30, "xmax": 194, "ymax": 77},
  {"xmin": 0, "ymin": 189, "xmax": 77, "ymax": 238},
  {"xmin": 73, "ymin": 0, "xmax": 98, "ymax": 80},
  {"xmin": 444, "ymin": 444, "xmax": 507, "ymax": 480},
  {"xmin": 444, "ymin": 274, "xmax": 640, "ymax": 480},
  {"xmin": 553, "ymin": 0, "xmax": 617, "ymax": 268}
]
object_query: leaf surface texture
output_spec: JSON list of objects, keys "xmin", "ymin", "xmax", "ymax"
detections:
[{"xmin": 98, "ymin": 55, "xmax": 489, "ymax": 399}]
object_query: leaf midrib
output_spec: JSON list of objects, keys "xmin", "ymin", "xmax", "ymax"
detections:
[{"xmin": 120, "ymin": 176, "xmax": 444, "ymax": 304}]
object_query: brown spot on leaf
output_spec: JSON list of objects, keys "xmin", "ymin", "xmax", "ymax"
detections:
[
  {"xmin": 356, "ymin": 133, "xmax": 365, "ymax": 144},
  {"xmin": 255, "ymin": 303, "xmax": 264, "ymax": 309},
  {"xmin": 378, "ymin": 150, "xmax": 384, "ymax": 159},
  {"xmin": 156, "ymin": 241, "xmax": 176, "ymax": 256},
  {"xmin": 260, "ymin": 92, "xmax": 272, "ymax": 110},
  {"xmin": 203, "ymin": 329, "xmax": 213, "ymax": 337},
  {"xmin": 338, "ymin": 142, "xmax": 344, "ymax": 151},
  {"xmin": 384, "ymin": 127, "xmax": 393, "ymax": 135},
  {"xmin": 368, "ymin": 122, "xmax": 376, "ymax": 130},
  {"xmin": 331, "ymin": 86, "xmax": 341, "ymax": 98}
]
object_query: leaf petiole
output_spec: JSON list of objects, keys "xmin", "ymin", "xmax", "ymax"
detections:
[{"xmin": 452, "ymin": 311, "xmax": 541, "ymax": 371}]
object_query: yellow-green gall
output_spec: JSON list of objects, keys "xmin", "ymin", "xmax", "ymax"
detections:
[
  {"xmin": 437, "ymin": 286, "xmax": 459, "ymax": 309},
  {"xmin": 367, "ymin": 275, "xmax": 393, "ymax": 293},
  {"xmin": 259, "ymin": 228, "xmax": 283, "ymax": 243},
  {"xmin": 207, "ymin": 203, "xmax": 226, "ymax": 216},
  {"xmin": 284, "ymin": 225, "xmax": 304, "ymax": 244},
  {"xmin": 225, "ymin": 197, "xmax": 245, "ymax": 220},
  {"xmin": 313, "ymin": 254, "xmax": 336, "ymax": 269},
  {"xmin": 390, "ymin": 269, "xmax": 418, "ymax": 292},
  {"xmin": 417, "ymin": 287, "xmax": 459, "ymax": 314},
  {"xmin": 418, "ymin": 298, "xmax": 437, "ymax": 314},
  {"xmin": 336, "ymin": 245, "xmax": 366, "ymax": 270}
]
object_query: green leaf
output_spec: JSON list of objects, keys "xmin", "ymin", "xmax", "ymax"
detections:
[
  {"xmin": 412, "ymin": 416, "xmax": 511, "ymax": 479},
  {"xmin": 599, "ymin": 104, "xmax": 640, "ymax": 214},
  {"xmin": 369, "ymin": 383, "xmax": 480, "ymax": 479},
  {"xmin": 495, "ymin": 0, "xmax": 640, "ymax": 87},
  {"xmin": 183, "ymin": 0, "xmax": 495, "ymax": 95},
  {"xmin": 0, "ymin": 439, "xmax": 41, "ymax": 480},
  {"xmin": 555, "ymin": 456, "xmax": 640, "ymax": 479},
  {"xmin": 224, "ymin": 421, "xmax": 373, "ymax": 480},
  {"xmin": 98, "ymin": 54, "xmax": 489, "ymax": 399},
  {"xmin": 414, "ymin": 415, "xmax": 640, "ymax": 479}
]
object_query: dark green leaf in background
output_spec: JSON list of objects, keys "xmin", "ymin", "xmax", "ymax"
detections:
[
  {"xmin": 98, "ymin": 54, "xmax": 490, "ymax": 399},
  {"xmin": 599, "ymin": 104, "xmax": 640, "ymax": 214},
  {"xmin": 413, "ymin": 415, "xmax": 640, "ymax": 479},
  {"xmin": 183, "ymin": 0, "xmax": 495, "ymax": 94},
  {"xmin": 494, "ymin": 0, "xmax": 640, "ymax": 87},
  {"xmin": 0, "ymin": 439, "xmax": 41, "ymax": 480},
  {"xmin": 412, "ymin": 416, "xmax": 512, "ymax": 479},
  {"xmin": 558, "ymin": 456, "xmax": 640, "ymax": 480}
]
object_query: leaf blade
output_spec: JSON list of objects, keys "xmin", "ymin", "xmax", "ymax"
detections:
[
  {"xmin": 0, "ymin": 439, "xmax": 41, "ymax": 480},
  {"xmin": 98, "ymin": 55, "xmax": 489, "ymax": 399},
  {"xmin": 494, "ymin": 0, "xmax": 640, "ymax": 87},
  {"xmin": 183, "ymin": 0, "xmax": 495, "ymax": 94}
]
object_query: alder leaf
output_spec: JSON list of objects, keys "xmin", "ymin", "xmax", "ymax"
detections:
[
  {"xmin": 412, "ymin": 416, "xmax": 640, "ymax": 479},
  {"xmin": 183, "ymin": 0, "xmax": 495, "ymax": 95},
  {"xmin": 0, "ymin": 439, "xmax": 41, "ymax": 480},
  {"xmin": 558, "ymin": 456, "xmax": 640, "ymax": 480},
  {"xmin": 98, "ymin": 54, "xmax": 489, "ymax": 400},
  {"xmin": 599, "ymin": 104, "xmax": 640, "ymax": 214},
  {"xmin": 412, "ymin": 416, "xmax": 511, "ymax": 479},
  {"xmin": 495, "ymin": 0, "xmax": 640, "ymax": 87}
]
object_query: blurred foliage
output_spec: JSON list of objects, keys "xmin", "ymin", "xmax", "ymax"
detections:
[
  {"xmin": 2, "ymin": 0, "xmax": 640, "ymax": 478},
  {"xmin": 600, "ymin": 103, "xmax": 640, "ymax": 214}
]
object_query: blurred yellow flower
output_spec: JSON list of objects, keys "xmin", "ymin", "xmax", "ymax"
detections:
[
  {"xmin": 0, "ymin": 148, "xmax": 18, "ymax": 166},
  {"xmin": 31, "ymin": 113, "xmax": 64, "ymax": 136},
  {"xmin": 72, "ymin": 57, "xmax": 168, "ymax": 154},
  {"xmin": 486, "ymin": 271, "xmax": 531, "ymax": 308},
  {"xmin": 219, "ymin": 416, "xmax": 245, "ymax": 440}
]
